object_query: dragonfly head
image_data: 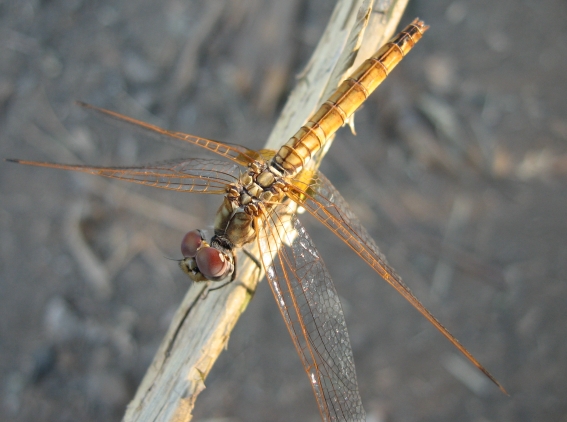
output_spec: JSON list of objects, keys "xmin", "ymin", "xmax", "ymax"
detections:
[{"xmin": 180, "ymin": 230, "xmax": 233, "ymax": 282}]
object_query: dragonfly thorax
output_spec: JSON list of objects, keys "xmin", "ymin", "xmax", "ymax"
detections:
[
  {"xmin": 216, "ymin": 162, "xmax": 286, "ymax": 246},
  {"xmin": 227, "ymin": 161, "xmax": 286, "ymax": 217},
  {"xmin": 180, "ymin": 161, "xmax": 287, "ymax": 283}
]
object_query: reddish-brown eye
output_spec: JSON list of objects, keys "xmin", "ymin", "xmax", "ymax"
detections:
[
  {"xmin": 181, "ymin": 230, "xmax": 203, "ymax": 258},
  {"xmin": 196, "ymin": 247, "xmax": 230, "ymax": 279}
]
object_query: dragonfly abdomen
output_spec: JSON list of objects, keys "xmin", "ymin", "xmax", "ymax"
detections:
[{"xmin": 272, "ymin": 18, "xmax": 428, "ymax": 175}]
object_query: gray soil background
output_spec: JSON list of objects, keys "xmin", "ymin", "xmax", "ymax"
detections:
[{"xmin": 2, "ymin": 0, "xmax": 566, "ymax": 421}]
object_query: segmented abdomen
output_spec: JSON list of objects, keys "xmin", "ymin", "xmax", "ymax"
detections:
[{"xmin": 273, "ymin": 18, "xmax": 428, "ymax": 175}]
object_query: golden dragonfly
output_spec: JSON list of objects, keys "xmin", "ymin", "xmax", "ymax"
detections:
[{"xmin": 8, "ymin": 19, "xmax": 505, "ymax": 421}]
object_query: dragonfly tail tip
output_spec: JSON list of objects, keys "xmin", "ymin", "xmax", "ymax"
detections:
[
  {"xmin": 411, "ymin": 18, "xmax": 430, "ymax": 33},
  {"xmin": 75, "ymin": 100, "xmax": 90, "ymax": 108}
]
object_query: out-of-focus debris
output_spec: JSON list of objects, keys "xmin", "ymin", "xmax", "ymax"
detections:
[
  {"xmin": 122, "ymin": 53, "xmax": 159, "ymax": 84},
  {"xmin": 430, "ymin": 194, "xmax": 473, "ymax": 299},
  {"xmin": 330, "ymin": 137, "xmax": 413, "ymax": 226},
  {"xmin": 97, "ymin": 5, "xmax": 119, "ymax": 27},
  {"xmin": 169, "ymin": 2, "xmax": 225, "ymax": 93},
  {"xmin": 44, "ymin": 296, "xmax": 137, "ymax": 357},
  {"xmin": 165, "ymin": 1, "xmax": 225, "ymax": 112},
  {"xmin": 386, "ymin": 86, "xmax": 462, "ymax": 174},
  {"xmin": 516, "ymin": 149, "xmax": 552, "ymax": 180},
  {"xmin": 40, "ymin": 51, "xmax": 63, "ymax": 79},
  {"xmin": 419, "ymin": 93, "xmax": 488, "ymax": 171},
  {"xmin": 424, "ymin": 55, "xmax": 457, "ymax": 95},
  {"xmin": 65, "ymin": 201, "xmax": 112, "ymax": 297},
  {"xmin": 44, "ymin": 296, "xmax": 90, "ymax": 342},
  {"xmin": 3, "ymin": 371, "xmax": 25, "ymax": 415},
  {"xmin": 491, "ymin": 145, "xmax": 514, "ymax": 177},
  {"xmin": 63, "ymin": 189, "xmax": 191, "ymax": 297},
  {"xmin": 99, "ymin": 178, "xmax": 201, "ymax": 231},
  {"xmin": 445, "ymin": 1, "xmax": 468, "ymax": 25},
  {"xmin": 517, "ymin": 306, "xmax": 543, "ymax": 339},
  {"xmin": 516, "ymin": 148, "xmax": 567, "ymax": 180},
  {"xmin": 521, "ymin": 85, "xmax": 543, "ymax": 122},
  {"xmin": 252, "ymin": 0, "xmax": 300, "ymax": 116},
  {"xmin": 66, "ymin": 125, "xmax": 97, "ymax": 157},
  {"xmin": 550, "ymin": 118, "xmax": 567, "ymax": 141},
  {"xmin": 396, "ymin": 103, "xmax": 461, "ymax": 174},
  {"xmin": 28, "ymin": 346, "xmax": 57, "ymax": 383},
  {"xmin": 4, "ymin": 29, "xmax": 40, "ymax": 54},
  {"xmin": 484, "ymin": 31, "xmax": 509, "ymax": 53},
  {"xmin": 419, "ymin": 95, "xmax": 465, "ymax": 153},
  {"xmin": 0, "ymin": 77, "xmax": 14, "ymax": 108},
  {"xmin": 365, "ymin": 405, "xmax": 387, "ymax": 422},
  {"xmin": 443, "ymin": 353, "xmax": 493, "ymax": 396},
  {"xmin": 491, "ymin": 139, "xmax": 567, "ymax": 180},
  {"xmin": 140, "ymin": 236, "xmax": 178, "ymax": 286},
  {"xmin": 406, "ymin": 228, "xmax": 507, "ymax": 291},
  {"xmin": 86, "ymin": 371, "xmax": 130, "ymax": 410}
]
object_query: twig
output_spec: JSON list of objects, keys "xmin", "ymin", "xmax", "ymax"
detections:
[
  {"xmin": 64, "ymin": 201, "xmax": 112, "ymax": 298},
  {"xmin": 122, "ymin": 1, "xmax": 410, "ymax": 420}
]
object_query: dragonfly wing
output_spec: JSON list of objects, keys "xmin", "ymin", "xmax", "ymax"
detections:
[
  {"xmin": 257, "ymin": 204, "xmax": 365, "ymax": 422},
  {"xmin": 8, "ymin": 157, "xmax": 239, "ymax": 194},
  {"xmin": 76, "ymin": 102, "xmax": 264, "ymax": 166},
  {"xmin": 287, "ymin": 172, "xmax": 507, "ymax": 393}
]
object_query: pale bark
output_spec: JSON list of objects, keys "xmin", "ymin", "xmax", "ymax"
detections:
[{"xmin": 122, "ymin": 1, "xmax": 410, "ymax": 420}]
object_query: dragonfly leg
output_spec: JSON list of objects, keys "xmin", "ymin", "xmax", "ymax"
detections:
[
  {"xmin": 230, "ymin": 249, "xmax": 238, "ymax": 282},
  {"xmin": 199, "ymin": 281, "xmax": 213, "ymax": 300},
  {"xmin": 243, "ymin": 248, "xmax": 262, "ymax": 274},
  {"xmin": 205, "ymin": 280, "xmax": 232, "ymax": 293}
]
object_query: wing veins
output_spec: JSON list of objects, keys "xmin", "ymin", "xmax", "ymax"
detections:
[
  {"xmin": 9, "ymin": 158, "xmax": 237, "ymax": 195},
  {"xmin": 287, "ymin": 177, "xmax": 507, "ymax": 394},
  {"xmin": 76, "ymin": 102, "xmax": 262, "ymax": 166},
  {"xmin": 259, "ymin": 205, "xmax": 365, "ymax": 421}
]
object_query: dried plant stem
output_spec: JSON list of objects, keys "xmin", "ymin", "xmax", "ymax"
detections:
[{"xmin": 122, "ymin": 1, "xmax": 409, "ymax": 421}]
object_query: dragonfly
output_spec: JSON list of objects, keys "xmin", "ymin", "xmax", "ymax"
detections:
[{"xmin": 8, "ymin": 19, "xmax": 505, "ymax": 421}]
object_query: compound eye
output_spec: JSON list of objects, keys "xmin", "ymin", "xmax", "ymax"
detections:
[
  {"xmin": 181, "ymin": 230, "xmax": 204, "ymax": 258},
  {"xmin": 196, "ymin": 247, "xmax": 231, "ymax": 279}
]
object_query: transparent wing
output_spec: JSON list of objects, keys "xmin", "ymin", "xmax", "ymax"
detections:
[
  {"xmin": 287, "ymin": 171, "xmax": 507, "ymax": 394},
  {"xmin": 257, "ymin": 204, "xmax": 365, "ymax": 422},
  {"xmin": 76, "ymin": 102, "xmax": 266, "ymax": 166},
  {"xmin": 8, "ymin": 157, "xmax": 239, "ymax": 194}
]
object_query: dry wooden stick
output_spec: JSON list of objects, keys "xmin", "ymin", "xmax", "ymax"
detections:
[{"xmin": 122, "ymin": 1, "xmax": 409, "ymax": 420}]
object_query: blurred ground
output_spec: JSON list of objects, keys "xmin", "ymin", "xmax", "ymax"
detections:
[{"xmin": 1, "ymin": 0, "xmax": 567, "ymax": 421}]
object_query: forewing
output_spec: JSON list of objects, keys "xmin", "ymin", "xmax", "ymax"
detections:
[
  {"xmin": 76, "ymin": 102, "xmax": 264, "ymax": 166},
  {"xmin": 287, "ymin": 172, "xmax": 507, "ymax": 394},
  {"xmin": 8, "ymin": 157, "xmax": 239, "ymax": 194},
  {"xmin": 257, "ymin": 204, "xmax": 365, "ymax": 422}
]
